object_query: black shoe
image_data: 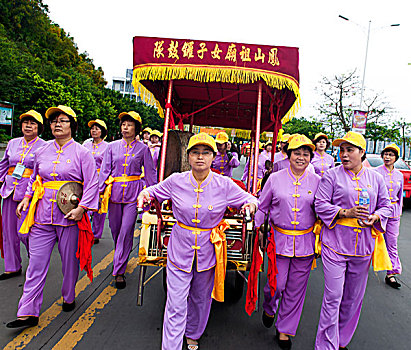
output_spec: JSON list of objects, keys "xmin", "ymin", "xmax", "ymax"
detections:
[
  {"xmin": 94, "ymin": 238, "xmax": 100, "ymax": 244},
  {"xmin": 339, "ymin": 347, "xmax": 348, "ymax": 349},
  {"xmin": 62, "ymin": 300, "xmax": 76, "ymax": 312},
  {"xmin": 385, "ymin": 275, "xmax": 401, "ymax": 289},
  {"xmin": 276, "ymin": 329, "xmax": 292, "ymax": 350},
  {"xmin": 6, "ymin": 316, "xmax": 39, "ymax": 328},
  {"xmin": 115, "ymin": 275, "xmax": 126, "ymax": 289},
  {"xmin": 0, "ymin": 269, "xmax": 22, "ymax": 280},
  {"xmin": 262, "ymin": 311, "xmax": 274, "ymax": 328}
]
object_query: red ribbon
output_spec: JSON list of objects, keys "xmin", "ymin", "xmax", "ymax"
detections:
[
  {"xmin": 266, "ymin": 233, "xmax": 278, "ymax": 297},
  {"xmin": 0, "ymin": 208, "xmax": 4, "ymax": 259},
  {"xmin": 76, "ymin": 214, "xmax": 94, "ymax": 282}
]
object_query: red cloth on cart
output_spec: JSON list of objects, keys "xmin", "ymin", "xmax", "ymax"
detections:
[
  {"xmin": 76, "ymin": 214, "xmax": 94, "ymax": 282},
  {"xmin": 245, "ymin": 228, "xmax": 277, "ymax": 315}
]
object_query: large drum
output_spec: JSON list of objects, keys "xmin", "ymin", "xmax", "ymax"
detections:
[{"xmin": 161, "ymin": 130, "xmax": 194, "ymax": 179}]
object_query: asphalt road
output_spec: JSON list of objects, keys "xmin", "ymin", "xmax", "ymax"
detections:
[{"xmin": 1, "ymin": 158, "xmax": 411, "ymax": 349}]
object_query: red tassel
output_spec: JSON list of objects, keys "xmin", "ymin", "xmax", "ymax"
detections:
[
  {"xmin": 76, "ymin": 214, "xmax": 94, "ymax": 282},
  {"xmin": 266, "ymin": 231, "xmax": 278, "ymax": 297},
  {"xmin": 245, "ymin": 233, "xmax": 263, "ymax": 316}
]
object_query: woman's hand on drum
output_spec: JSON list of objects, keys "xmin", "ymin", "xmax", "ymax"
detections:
[
  {"xmin": 16, "ymin": 197, "xmax": 30, "ymax": 219},
  {"xmin": 340, "ymin": 205, "xmax": 369, "ymax": 220},
  {"xmin": 137, "ymin": 190, "xmax": 151, "ymax": 209},
  {"xmin": 64, "ymin": 206, "xmax": 85, "ymax": 221},
  {"xmin": 241, "ymin": 202, "xmax": 257, "ymax": 216}
]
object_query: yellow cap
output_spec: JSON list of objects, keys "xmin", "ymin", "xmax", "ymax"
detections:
[
  {"xmin": 142, "ymin": 127, "xmax": 152, "ymax": 134},
  {"xmin": 19, "ymin": 110, "xmax": 43, "ymax": 124},
  {"xmin": 313, "ymin": 132, "xmax": 328, "ymax": 142},
  {"xmin": 45, "ymin": 105, "xmax": 77, "ymax": 121},
  {"xmin": 288, "ymin": 134, "xmax": 315, "ymax": 151},
  {"xmin": 281, "ymin": 133, "xmax": 291, "ymax": 142},
  {"xmin": 88, "ymin": 119, "xmax": 107, "ymax": 131},
  {"xmin": 187, "ymin": 132, "xmax": 217, "ymax": 153},
  {"xmin": 383, "ymin": 143, "xmax": 400, "ymax": 156},
  {"xmin": 150, "ymin": 130, "xmax": 163, "ymax": 138},
  {"xmin": 332, "ymin": 131, "xmax": 366, "ymax": 149},
  {"xmin": 118, "ymin": 111, "xmax": 142, "ymax": 124},
  {"xmin": 215, "ymin": 131, "xmax": 229, "ymax": 144}
]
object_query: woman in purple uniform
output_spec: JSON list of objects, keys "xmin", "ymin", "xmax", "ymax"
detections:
[
  {"xmin": 138, "ymin": 132, "xmax": 257, "ymax": 350},
  {"xmin": 314, "ymin": 131, "xmax": 391, "ymax": 349},
  {"xmin": 374, "ymin": 143, "xmax": 403, "ymax": 289},
  {"xmin": 311, "ymin": 132, "xmax": 335, "ymax": 177},
  {"xmin": 99, "ymin": 111, "xmax": 156, "ymax": 289},
  {"xmin": 0, "ymin": 110, "xmax": 47, "ymax": 280},
  {"xmin": 83, "ymin": 119, "xmax": 109, "ymax": 243}
]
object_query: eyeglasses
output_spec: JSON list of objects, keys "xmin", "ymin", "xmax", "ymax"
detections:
[
  {"xmin": 190, "ymin": 150, "xmax": 213, "ymax": 157},
  {"xmin": 50, "ymin": 119, "xmax": 70, "ymax": 125}
]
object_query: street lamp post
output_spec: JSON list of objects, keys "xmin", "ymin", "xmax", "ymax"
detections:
[{"xmin": 339, "ymin": 15, "xmax": 400, "ymax": 109}]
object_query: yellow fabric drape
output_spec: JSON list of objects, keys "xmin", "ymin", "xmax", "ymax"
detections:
[
  {"xmin": 336, "ymin": 218, "xmax": 392, "ymax": 271},
  {"xmin": 99, "ymin": 175, "xmax": 142, "ymax": 214},
  {"xmin": 19, "ymin": 176, "xmax": 74, "ymax": 234},
  {"xmin": 313, "ymin": 219, "xmax": 324, "ymax": 256},
  {"xmin": 274, "ymin": 223, "xmax": 319, "ymax": 269},
  {"xmin": 7, "ymin": 167, "xmax": 33, "ymax": 178},
  {"xmin": 209, "ymin": 220, "xmax": 230, "ymax": 302}
]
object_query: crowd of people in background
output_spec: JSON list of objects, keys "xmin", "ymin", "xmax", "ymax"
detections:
[{"xmin": 0, "ymin": 106, "xmax": 404, "ymax": 350}]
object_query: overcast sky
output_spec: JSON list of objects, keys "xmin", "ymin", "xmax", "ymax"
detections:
[{"xmin": 43, "ymin": 0, "xmax": 411, "ymax": 122}]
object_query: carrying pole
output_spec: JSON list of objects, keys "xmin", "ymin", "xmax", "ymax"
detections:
[
  {"xmin": 159, "ymin": 80, "xmax": 173, "ymax": 182},
  {"xmin": 252, "ymin": 82, "xmax": 263, "ymax": 193}
]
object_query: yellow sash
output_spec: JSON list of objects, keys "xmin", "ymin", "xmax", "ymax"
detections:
[
  {"xmin": 8, "ymin": 167, "xmax": 33, "ymax": 178},
  {"xmin": 336, "ymin": 218, "xmax": 392, "ymax": 271},
  {"xmin": 177, "ymin": 220, "xmax": 230, "ymax": 302},
  {"xmin": 99, "ymin": 175, "xmax": 142, "ymax": 214},
  {"xmin": 274, "ymin": 223, "xmax": 320, "ymax": 269},
  {"xmin": 19, "ymin": 176, "xmax": 75, "ymax": 234}
]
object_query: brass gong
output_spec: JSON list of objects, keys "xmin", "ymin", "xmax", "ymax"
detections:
[{"xmin": 56, "ymin": 182, "xmax": 83, "ymax": 215}]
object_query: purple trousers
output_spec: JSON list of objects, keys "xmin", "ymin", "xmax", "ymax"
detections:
[
  {"xmin": 162, "ymin": 261, "xmax": 215, "ymax": 350},
  {"xmin": 263, "ymin": 254, "xmax": 313, "ymax": 336},
  {"xmin": 315, "ymin": 245, "xmax": 371, "ymax": 350},
  {"xmin": 89, "ymin": 211, "xmax": 106, "ymax": 239},
  {"xmin": 385, "ymin": 217, "xmax": 402, "ymax": 275},
  {"xmin": 108, "ymin": 202, "xmax": 137, "ymax": 276},
  {"xmin": 1, "ymin": 197, "xmax": 29, "ymax": 272},
  {"xmin": 17, "ymin": 223, "xmax": 79, "ymax": 317}
]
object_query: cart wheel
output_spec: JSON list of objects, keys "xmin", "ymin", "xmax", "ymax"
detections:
[
  {"xmin": 162, "ymin": 267, "xmax": 167, "ymax": 294},
  {"xmin": 224, "ymin": 271, "xmax": 245, "ymax": 302}
]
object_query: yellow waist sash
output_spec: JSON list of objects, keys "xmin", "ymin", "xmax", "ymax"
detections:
[
  {"xmin": 19, "ymin": 176, "xmax": 77, "ymax": 234},
  {"xmin": 273, "ymin": 225, "xmax": 314, "ymax": 236},
  {"xmin": 336, "ymin": 217, "xmax": 392, "ymax": 271},
  {"xmin": 177, "ymin": 220, "xmax": 230, "ymax": 302},
  {"xmin": 8, "ymin": 167, "xmax": 33, "ymax": 178},
  {"xmin": 99, "ymin": 175, "xmax": 142, "ymax": 214}
]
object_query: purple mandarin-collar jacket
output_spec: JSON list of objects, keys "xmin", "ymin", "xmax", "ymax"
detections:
[
  {"xmin": 255, "ymin": 167, "xmax": 321, "ymax": 257},
  {"xmin": 146, "ymin": 171, "xmax": 257, "ymax": 273},
  {"xmin": 374, "ymin": 165, "xmax": 403, "ymax": 218},
  {"xmin": 311, "ymin": 151, "xmax": 335, "ymax": 177},
  {"xmin": 83, "ymin": 140, "xmax": 108, "ymax": 170},
  {"xmin": 315, "ymin": 165, "xmax": 392, "ymax": 256},
  {"xmin": 211, "ymin": 152, "xmax": 240, "ymax": 177},
  {"xmin": 98, "ymin": 139, "xmax": 157, "ymax": 203},
  {"xmin": 25, "ymin": 139, "xmax": 99, "ymax": 226},
  {"xmin": 0, "ymin": 136, "xmax": 48, "ymax": 201}
]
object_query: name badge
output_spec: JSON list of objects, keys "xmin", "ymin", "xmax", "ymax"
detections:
[{"xmin": 12, "ymin": 163, "xmax": 26, "ymax": 179}]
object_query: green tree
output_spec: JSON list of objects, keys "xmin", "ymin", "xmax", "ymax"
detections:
[{"xmin": 283, "ymin": 116, "xmax": 325, "ymax": 140}]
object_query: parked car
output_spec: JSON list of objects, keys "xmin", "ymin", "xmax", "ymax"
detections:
[{"xmin": 364, "ymin": 154, "xmax": 411, "ymax": 199}]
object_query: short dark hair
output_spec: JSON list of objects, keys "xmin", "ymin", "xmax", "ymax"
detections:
[
  {"xmin": 119, "ymin": 115, "xmax": 141, "ymax": 137},
  {"xmin": 381, "ymin": 149, "xmax": 399, "ymax": 161},
  {"xmin": 91, "ymin": 123, "xmax": 107, "ymax": 139},
  {"xmin": 287, "ymin": 145, "xmax": 314, "ymax": 160},
  {"xmin": 20, "ymin": 116, "xmax": 44, "ymax": 135},
  {"xmin": 313, "ymin": 136, "xmax": 330, "ymax": 150},
  {"xmin": 48, "ymin": 112, "xmax": 77, "ymax": 136}
]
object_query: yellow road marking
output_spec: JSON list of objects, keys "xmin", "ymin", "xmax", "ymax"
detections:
[
  {"xmin": 4, "ymin": 250, "xmax": 115, "ymax": 350},
  {"xmin": 51, "ymin": 258, "xmax": 139, "ymax": 350}
]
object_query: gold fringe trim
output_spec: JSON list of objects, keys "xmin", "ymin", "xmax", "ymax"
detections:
[
  {"xmin": 132, "ymin": 64, "xmax": 300, "ymax": 122},
  {"xmin": 133, "ymin": 81, "xmax": 164, "ymax": 119}
]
